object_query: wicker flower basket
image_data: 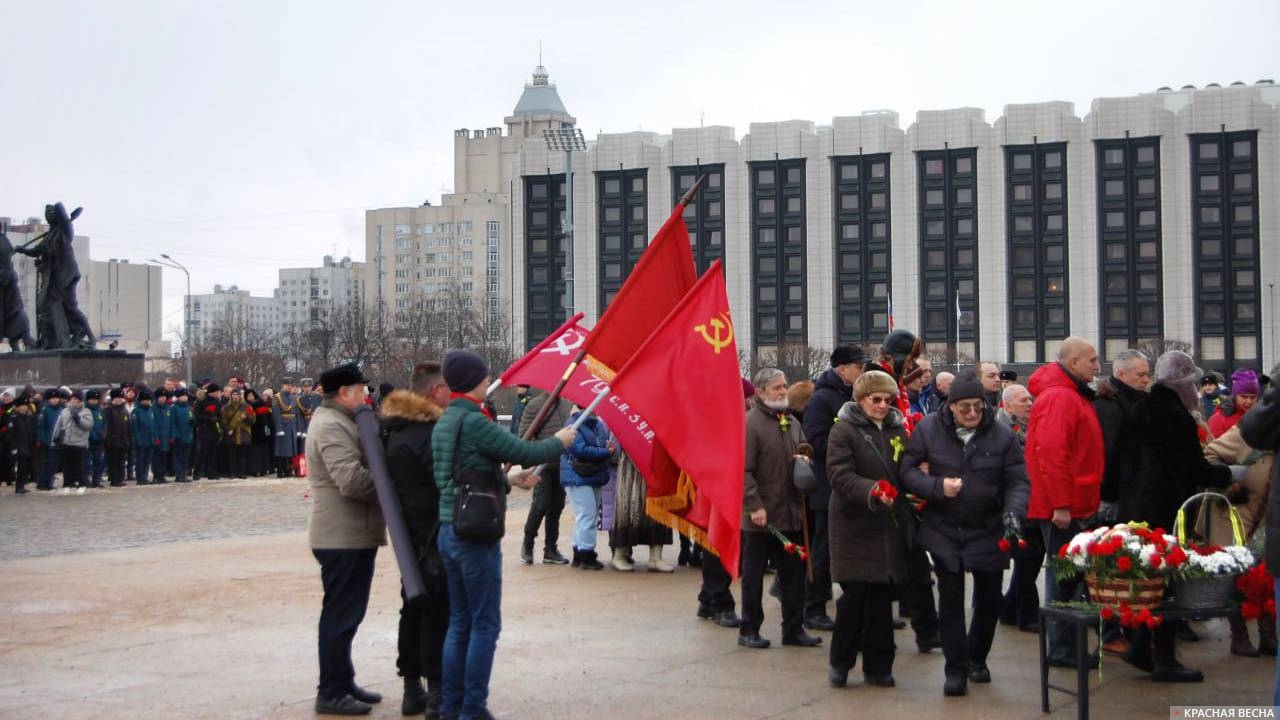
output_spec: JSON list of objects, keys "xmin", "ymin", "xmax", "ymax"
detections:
[
  {"xmin": 1169, "ymin": 575, "xmax": 1238, "ymax": 610},
  {"xmin": 1086, "ymin": 573, "xmax": 1166, "ymax": 611}
]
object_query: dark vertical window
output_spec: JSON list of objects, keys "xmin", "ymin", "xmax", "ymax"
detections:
[
  {"xmin": 750, "ymin": 158, "xmax": 807, "ymax": 349},
  {"xmin": 523, "ymin": 173, "xmax": 566, "ymax": 347},
  {"xmin": 597, "ymin": 168, "xmax": 647, "ymax": 311},
  {"xmin": 832, "ymin": 153, "xmax": 891, "ymax": 344},
  {"xmin": 1192, "ymin": 130, "xmax": 1260, "ymax": 368},
  {"xmin": 1006, "ymin": 142, "xmax": 1069, "ymax": 363},
  {"xmin": 1096, "ymin": 137, "xmax": 1162, "ymax": 358},
  {"xmin": 671, "ymin": 163, "xmax": 725, "ymax": 274},
  {"xmin": 918, "ymin": 148, "xmax": 978, "ymax": 357}
]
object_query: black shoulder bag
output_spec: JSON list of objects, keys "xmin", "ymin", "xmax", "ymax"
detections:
[{"xmin": 450, "ymin": 418, "xmax": 507, "ymax": 544}]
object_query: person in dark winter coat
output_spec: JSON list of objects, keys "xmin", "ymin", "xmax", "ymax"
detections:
[
  {"xmin": 1094, "ymin": 350, "xmax": 1151, "ymax": 513},
  {"xmin": 151, "ymin": 390, "xmax": 173, "ymax": 483},
  {"xmin": 902, "ymin": 368, "xmax": 1029, "ymax": 697},
  {"xmin": 1239, "ymin": 362, "xmax": 1280, "ymax": 704},
  {"xmin": 1025, "ymin": 337, "xmax": 1104, "ymax": 667},
  {"xmin": 86, "ymin": 389, "xmax": 107, "ymax": 487},
  {"xmin": 35, "ymin": 389, "xmax": 63, "ymax": 490},
  {"xmin": 130, "ymin": 390, "xmax": 159, "ymax": 485},
  {"xmin": 104, "ymin": 389, "xmax": 131, "ymax": 486},
  {"xmin": 193, "ymin": 385, "xmax": 223, "ymax": 480},
  {"xmin": 800, "ymin": 344, "xmax": 866, "ymax": 631},
  {"xmin": 508, "ymin": 385, "xmax": 532, "ymax": 435},
  {"xmin": 995, "ymin": 382, "xmax": 1044, "ymax": 633},
  {"xmin": 1118, "ymin": 350, "xmax": 1233, "ymax": 683},
  {"xmin": 560, "ymin": 411, "xmax": 616, "ymax": 570},
  {"xmin": 249, "ymin": 389, "xmax": 273, "ymax": 476},
  {"xmin": 824, "ymin": 370, "xmax": 911, "ymax": 689},
  {"xmin": 171, "ymin": 389, "xmax": 193, "ymax": 481},
  {"xmin": 518, "ymin": 391, "xmax": 572, "ymax": 565},
  {"xmin": 7, "ymin": 401, "xmax": 36, "ymax": 493},
  {"xmin": 380, "ymin": 361, "xmax": 451, "ymax": 718},
  {"xmin": 739, "ymin": 368, "xmax": 821, "ymax": 651}
]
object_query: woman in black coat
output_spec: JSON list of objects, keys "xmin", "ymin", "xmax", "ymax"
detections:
[
  {"xmin": 1119, "ymin": 351, "xmax": 1231, "ymax": 683},
  {"xmin": 901, "ymin": 369, "xmax": 1028, "ymax": 697},
  {"xmin": 249, "ymin": 389, "xmax": 273, "ymax": 477},
  {"xmin": 824, "ymin": 370, "xmax": 910, "ymax": 689}
]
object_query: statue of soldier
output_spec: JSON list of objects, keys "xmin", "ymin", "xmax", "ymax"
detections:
[
  {"xmin": 14, "ymin": 203, "xmax": 95, "ymax": 349},
  {"xmin": 0, "ymin": 228, "xmax": 36, "ymax": 351}
]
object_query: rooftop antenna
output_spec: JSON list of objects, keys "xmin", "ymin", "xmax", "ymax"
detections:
[
  {"xmin": 538, "ymin": 40, "xmax": 542, "ymax": 67},
  {"xmin": 700, "ymin": 111, "xmax": 705, "ymax": 127}
]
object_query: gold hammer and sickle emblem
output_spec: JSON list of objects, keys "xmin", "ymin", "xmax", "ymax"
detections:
[{"xmin": 694, "ymin": 312, "xmax": 734, "ymax": 354}]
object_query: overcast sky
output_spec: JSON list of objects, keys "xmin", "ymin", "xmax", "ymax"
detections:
[{"xmin": 3, "ymin": 0, "xmax": 1276, "ymax": 341}]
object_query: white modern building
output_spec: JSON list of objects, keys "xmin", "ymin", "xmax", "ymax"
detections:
[
  {"xmin": 495, "ymin": 77, "xmax": 1279, "ymax": 374},
  {"xmin": 187, "ymin": 284, "xmax": 277, "ymax": 348}
]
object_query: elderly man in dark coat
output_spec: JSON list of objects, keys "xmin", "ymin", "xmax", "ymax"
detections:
[
  {"xmin": 902, "ymin": 369, "xmax": 1029, "ymax": 697},
  {"xmin": 800, "ymin": 344, "xmax": 866, "ymax": 631},
  {"xmin": 824, "ymin": 370, "xmax": 911, "ymax": 689},
  {"xmin": 739, "ymin": 367, "xmax": 821, "ymax": 651}
]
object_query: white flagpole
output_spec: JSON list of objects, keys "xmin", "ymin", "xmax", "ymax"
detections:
[{"xmin": 955, "ymin": 289, "xmax": 962, "ymax": 370}]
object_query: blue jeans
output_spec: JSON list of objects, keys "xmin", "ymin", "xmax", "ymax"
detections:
[
  {"xmin": 135, "ymin": 446, "xmax": 154, "ymax": 484},
  {"xmin": 566, "ymin": 484, "xmax": 601, "ymax": 551},
  {"xmin": 437, "ymin": 522, "xmax": 502, "ymax": 719}
]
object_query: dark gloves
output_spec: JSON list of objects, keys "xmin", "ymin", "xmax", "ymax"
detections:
[{"xmin": 1003, "ymin": 512, "xmax": 1023, "ymax": 538}]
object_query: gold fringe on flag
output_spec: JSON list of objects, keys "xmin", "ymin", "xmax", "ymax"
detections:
[{"xmin": 644, "ymin": 471, "xmax": 719, "ymax": 557}]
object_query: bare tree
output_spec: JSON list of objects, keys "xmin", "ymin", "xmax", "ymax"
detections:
[
  {"xmin": 191, "ymin": 307, "xmax": 284, "ymax": 388},
  {"xmin": 1134, "ymin": 337, "xmax": 1193, "ymax": 361},
  {"xmin": 750, "ymin": 342, "xmax": 829, "ymax": 383}
]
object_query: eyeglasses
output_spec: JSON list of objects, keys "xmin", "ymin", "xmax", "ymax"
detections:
[
  {"xmin": 952, "ymin": 401, "xmax": 984, "ymax": 415},
  {"xmin": 867, "ymin": 395, "xmax": 893, "ymax": 405}
]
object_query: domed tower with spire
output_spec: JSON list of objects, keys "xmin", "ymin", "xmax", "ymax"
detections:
[{"xmin": 505, "ymin": 61, "xmax": 577, "ymax": 140}]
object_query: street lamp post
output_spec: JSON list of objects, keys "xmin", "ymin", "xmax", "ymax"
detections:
[
  {"xmin": 151, "ymin": 254, "xmax": 192, "ymax": 386},
  {"xmin": 1270, "ymin": 281, "xmax": 1277, "ymax": 369},
  {"xmin": 543, "ymin": 127, "xmax": 587, "ymax": 321}
]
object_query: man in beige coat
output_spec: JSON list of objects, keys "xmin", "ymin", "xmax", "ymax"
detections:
[{"xmin": 307, "ymin": 362, "xmax": 387, "ymax": 716}]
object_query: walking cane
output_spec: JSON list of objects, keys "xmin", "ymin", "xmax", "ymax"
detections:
[{"xmin": 800, "ymin": 497, "xmax": 814, "ymax": 583}]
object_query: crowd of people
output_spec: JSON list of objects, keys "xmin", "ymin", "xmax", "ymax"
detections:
[
  {"xmin": 0, "ymin": 376, "xmax": 331, "ymax": 492},
  {"xmin": 9, "ymin": 329, "xmax": 1277, "ymax": 718},
  {"xmin": 297, "ymin": 329, "xmax": 1280, "ymax": 719}
]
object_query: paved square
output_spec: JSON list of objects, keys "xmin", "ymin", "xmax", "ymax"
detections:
[{"xmin": 0, "ymin": 480, "xmax": 1272, "ymax": 719}]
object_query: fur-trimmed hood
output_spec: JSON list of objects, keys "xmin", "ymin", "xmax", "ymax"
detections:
[{"xmin": 378, "ymin": 390, "xmax": 443, "ymax": 424}]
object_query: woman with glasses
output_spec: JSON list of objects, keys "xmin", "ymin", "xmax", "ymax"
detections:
[
  {"xmin": 824, "ymin": 370, "xmax": 912, "ymax": 690},
  {"xmin": 902, "ymin": 368, "xmax": 1029, "ymax": 697}
]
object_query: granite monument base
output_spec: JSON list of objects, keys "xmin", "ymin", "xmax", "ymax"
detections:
[{"xmin": 0, "ymin": 350, "xmax": 145, "ymax": 388}]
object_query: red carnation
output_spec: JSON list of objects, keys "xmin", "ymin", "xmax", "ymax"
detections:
[
  {"xmin": 1017, "ymin": 538, "xmax": 1029, "ymax": 550},
  {"xmin": 1243, "ymin": 602, "xmax": 1262, "ymax": 620},
  {"xmin": 1116, "ymin": 556, "xmax": 1133, "ymax": 572},
  {"xmin": 1164, "ymin": 546, "xmax": 1188, "ymax": 568},
  {"xmin": 998, "ymin": 538, "xmax": 1012, "ymax": 553},
  {"xmin": 784, "ymin": 542, "xmax": 797, "ymax": 554},
  {"xmin": 1057, "ymin": 544, "xmax": 1069, "ymax": 559},
  {"xmin": 1149, "ymin": 553, "xmax": 1163, "ymax": 569},
  {"xmin": 1099, "ymin": 606, "xmax": 1115, "ymax": 620},
  {"xmin": 1266, "ymin": 599, "xmax": 1276, "ymax": 617}
]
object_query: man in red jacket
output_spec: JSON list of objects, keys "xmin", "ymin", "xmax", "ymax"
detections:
[{"xmin": 1025, "ymin": 336, "xmax": 1104, "ymax": 667}]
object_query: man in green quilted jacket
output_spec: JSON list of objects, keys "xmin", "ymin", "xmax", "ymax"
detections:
[{"xmin": 431, "ymin": 349, "xmax": 574, "ymax": 720}]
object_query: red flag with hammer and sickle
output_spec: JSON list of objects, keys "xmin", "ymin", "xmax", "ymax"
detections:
[
  {"xmin": 608, "ymin": 260, "xmax": 744, "ymax": 579},
  {"xmin": 579, "ymin": 208, "xmax": 696, "ymax": 382}
]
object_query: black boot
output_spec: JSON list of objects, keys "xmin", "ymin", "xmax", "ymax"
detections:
[
  {"xmin": 424, "ymin": 684, "xmax": 444, "ymax": 720},
  {"xmin": 570, "ymin": 548, "xmax": 581, "ymax": 567},
  {"xmin": 1152, "ymin": 626, "xmax": 1203, "ymax": 683},
  {"xmin": 579, "ymin": 550, "xmax": 604, "ymax": 570},
  {"xmin": 401, "ymin": 676, "xmax": 427, "ymax": 715},
  {"xmin": 543, "ymin": 546, "xmax": 569, "ymax": 565},
  {"xmin": 520, "ymin": 540, "xmax": 534, "ymax": 565}
]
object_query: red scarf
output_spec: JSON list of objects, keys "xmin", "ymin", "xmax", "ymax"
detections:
[
  {"xmin": 878, "ymin": 360, "xmax": 917, "ymax": 436},
  {"xmin": 451, "ymin": 391, "xmax": 495, "ymax": 421}
]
